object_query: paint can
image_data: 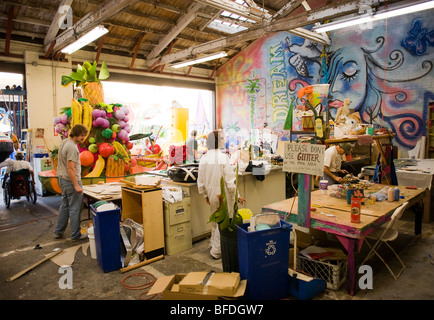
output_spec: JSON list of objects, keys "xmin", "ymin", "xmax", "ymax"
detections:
[{"xmin": 351, "ymin": 197, "xmax": 361, "ymax": 223}]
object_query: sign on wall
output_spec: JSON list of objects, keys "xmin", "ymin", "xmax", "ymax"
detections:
[{"xmin": 283, "ymin": 142, "xmax": 325, "ymax": 176}]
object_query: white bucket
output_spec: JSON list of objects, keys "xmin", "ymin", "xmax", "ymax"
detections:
[{"xmin": 87, "ymin": 226, "xmax": 97, "ymax": 259}]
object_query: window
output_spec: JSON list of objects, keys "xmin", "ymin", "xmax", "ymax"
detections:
[{"xmin": 102, "ymin": 81, "xmax": 214, "ymax": 152}]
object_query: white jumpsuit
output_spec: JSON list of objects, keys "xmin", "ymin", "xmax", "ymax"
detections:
[{"xmin": 197, "ymin": 149, "xmax": 237, "ymax": 259}]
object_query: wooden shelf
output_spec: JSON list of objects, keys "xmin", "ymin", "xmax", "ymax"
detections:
[{"xmin": 324, "ymin": 133, "xmax": 395, "ymax": 144}]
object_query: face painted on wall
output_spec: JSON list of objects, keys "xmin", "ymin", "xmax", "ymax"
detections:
[{"xmin": 327, "ymin": 47, "xmax": 367, "ymax": 113}]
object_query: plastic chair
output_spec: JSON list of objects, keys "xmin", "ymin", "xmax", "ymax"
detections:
[{"xmin": 360, "ymin": 202, "xmax": 409, "ymax": 280}]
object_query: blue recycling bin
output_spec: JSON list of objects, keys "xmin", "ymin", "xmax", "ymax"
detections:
[
  {"xmin": 91, "ymin": 202, "xmax": 121, "ymax": 273},
  {"xmin": 237, "ymin": 219, "xmax": 292, "ymax": 300}
]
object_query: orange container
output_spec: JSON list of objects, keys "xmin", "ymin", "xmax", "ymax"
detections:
[{"xmin": 351, "ymin": 197, "xmax": 361, "ymax": 223}]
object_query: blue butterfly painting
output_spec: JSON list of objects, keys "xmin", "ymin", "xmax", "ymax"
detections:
[{"xmin": 401, "ymin": 18, "xmax": 434, "ymax": 56}]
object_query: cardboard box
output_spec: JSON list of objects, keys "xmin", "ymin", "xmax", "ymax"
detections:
[
  {"xmin": 147, "ymin": 273, "xmax": 246, "ymax": 300},
  {"xmin": 178, "ymin": 272, "xmax": 240, "ymax": 296}
]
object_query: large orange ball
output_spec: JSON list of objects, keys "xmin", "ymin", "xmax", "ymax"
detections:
[{"xmin": 80, "ymin": 150, "xmax": 94, "ymax": 166}]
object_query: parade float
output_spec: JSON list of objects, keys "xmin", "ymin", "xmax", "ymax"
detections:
[{"xmin": 38, "ymin": 61, "xmax": 166, "ymax": 195}]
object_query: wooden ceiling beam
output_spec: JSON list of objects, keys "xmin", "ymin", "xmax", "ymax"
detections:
[
  {"xmin": 4, "ymin": 6, "xmax": 16, "ymax": 56},
  {"xmin": 43, "ymin": 0, "xmax": 74, "ymax": 46},
  {"xmin": 146, "ymin": 2, "xmax": 203, "ymax": 60},
  {"xmin": 157, "ymin": 38, "xmax": 176, "ymax": 73},
  {"xmin": 95, "ymin": 34, "xmax": 107, "ymax": 63},
  {"xmin": 148, "ymin": 0, "xmax": 406, "ymax": 67},
  {"xmin": 45, "ymin": 0, "xmax": 138, "ymax": 53},
  {"xmin": 272, "ymin": 0, "xmax": 305, "ymax": 20},
  {"xmin": 129, "ymin": 32, "xmax": 145, "ymax": 69},
  {"xmin": 0, "ymin": 13, "xmax": 51, "ymax": 27},
  {"xmin": 195, "ymin": 0, "xmax": 272, "ymax": 22}
]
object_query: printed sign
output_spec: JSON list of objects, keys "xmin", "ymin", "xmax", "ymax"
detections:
[{"xmin": 283, "ymin": 142, "xmax": 325, "ymax": 176}]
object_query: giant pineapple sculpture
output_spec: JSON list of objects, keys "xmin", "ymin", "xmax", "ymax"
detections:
[{"xmin": 55, "ymin": 61, "xmax": 133, "ymax": 179}]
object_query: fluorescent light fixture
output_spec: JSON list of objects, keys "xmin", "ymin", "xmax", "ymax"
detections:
[
  {"xmin": 61, "ymin": 25, "xmax": 109, "ymax": 54},
  {"xmin": 313, "ymin": 0, "xmax": 434, "ymax": 33},
  {"xmin": 170, "ymin": 51, "xmax": 227, "ymax": 69}
]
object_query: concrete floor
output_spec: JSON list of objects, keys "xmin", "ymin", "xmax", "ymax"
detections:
[{"xmin": 0, "ymin": 191, "xmax": 433, "ymax": 301}]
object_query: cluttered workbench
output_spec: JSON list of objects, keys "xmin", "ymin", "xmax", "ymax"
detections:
[{"xmin": 262, "ymin": 184, "xmax": 426, "ymax": 296}]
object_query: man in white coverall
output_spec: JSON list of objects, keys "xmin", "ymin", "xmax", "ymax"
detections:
[{"xmin": 197, "ymin": 130, "xmax": 242, "ymax": 259}]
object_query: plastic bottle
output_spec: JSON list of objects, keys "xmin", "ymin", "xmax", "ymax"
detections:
[
  {"xmin": 387, "ymin": 187, "xmax": 394, "ymax": 202},
  {"xmin": 394, "ymin": 187, "xmax": 400, "ymax": 201}
]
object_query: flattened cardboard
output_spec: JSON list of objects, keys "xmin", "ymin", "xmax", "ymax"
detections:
[
  {"xmin": 178, "ymin": 272, "xmax": 240, "ymax": 296},
  {"xmin": 147, "ymin": 273, "xmax": 246, "ymax": 300}
]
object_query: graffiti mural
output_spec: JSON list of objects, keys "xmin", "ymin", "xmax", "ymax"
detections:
[
  {"xmin": 327, "ymin": 12, "xmax": 434, "ymax": 150},
  {"xmin": 216, "ymin": 10, "xmax": 434, "ymax": 150}
]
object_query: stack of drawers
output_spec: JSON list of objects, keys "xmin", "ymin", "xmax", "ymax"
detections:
[{"xmin": 163, "ymin": 197, "xmax": 192, "ymax": 255}]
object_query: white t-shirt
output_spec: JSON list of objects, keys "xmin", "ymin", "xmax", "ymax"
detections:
[
  {"xmin": 6, "ymin": 160, "xmax": 33, "ymax": 173},
  {"xmin": 197, "ymin": 149, "xmax": 237, "ymax": 217},
  {"xmin": 323, "ymin": 146, "xmax": 344, "ymax": 173}
]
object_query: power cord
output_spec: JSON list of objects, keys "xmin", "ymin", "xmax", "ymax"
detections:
[{"xmin": 121, "ymin": 272, "xmax": 160, "ymax": 300}]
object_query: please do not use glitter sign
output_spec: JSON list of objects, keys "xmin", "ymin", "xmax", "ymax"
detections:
[{"xmin": 283, "ymin": 142, "xmax": 325, "ymax": 176}]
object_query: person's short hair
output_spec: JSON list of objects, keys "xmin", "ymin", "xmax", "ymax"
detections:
[
  {"xmin": 206, "ymin": 130, "xmax": 223, "ymax": 150},
  {"xmin": 191, "ymin": 130, "xmax": 197, "ymax": 137},
  {"xmin": 69, "ymin": 124, "xmax": 88, "ymax": 138},
  {"xmin": 339, "ymin": 143, "xmax": 352, "ymax": 154},
  {"xmin": 15, "ymin": 150, "xmax": 24, "ymax": 160}
]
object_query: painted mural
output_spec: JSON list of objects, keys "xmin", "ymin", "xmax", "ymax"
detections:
[{"xmin": 216, "ymin": 10, "xmax": 434, "ymax": 151}]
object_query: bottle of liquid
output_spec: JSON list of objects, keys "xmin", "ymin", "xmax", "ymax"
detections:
[
  {"xmin": 387, "ymin": 187, "xmax": 394, "ymax": 202},
  {"xmin": 315, "ymin": 117, "xmax": 324, "ymax": 138},
  {"xmin": 394, "ymin": 187, "xmax": 400, "ymax": 201}
]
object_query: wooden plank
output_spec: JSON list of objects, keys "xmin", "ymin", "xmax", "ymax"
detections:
[
  {"xmin": 95, "ymin": 34, "xmax": 107, "ymax": 63},
  {"xmin": 146, "ymin": 2, "xmax": 203, "ymax": 60},
  {"xmin": 129, "ymin": 32, "xmax": 145, "ymax": 69},
  {"xmin": 149, "ymin": 0, "xmax": 404, "ymax": 67},
  {"xmin": 4, "ymin": 6, "xmax": 15, "ymax": 56},
  {"xmin": 43, "ymin": 0, "xmax": 74, "ymax": 47},
  {"xmin": 297, "ymin": 173, "xmax": 311, "ymax": 228},
  {"xmin": 6, "ymin": 250, "xmax": 63, "ymax": 282}
]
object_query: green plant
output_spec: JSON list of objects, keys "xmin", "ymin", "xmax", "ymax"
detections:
[
  {"xmin": 50, "ymin": 146, "xmax": 59, "ymax": 160},
  {"xmin": 208, "ymin": 164, "xmax": 242, "ymax": 232},
  {"xmin": 61, "ymin": 61, "xmax": 110, "ymax": 87}
]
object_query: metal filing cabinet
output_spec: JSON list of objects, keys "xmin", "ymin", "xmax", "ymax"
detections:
[{"xmin": 163, "ymin": 196, "xmax": 192, "ymax": 255}]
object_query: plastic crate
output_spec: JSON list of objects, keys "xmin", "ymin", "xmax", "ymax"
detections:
[{"xmin": 296, "ymin": 254, "xmax": 347, "ymax": 290}]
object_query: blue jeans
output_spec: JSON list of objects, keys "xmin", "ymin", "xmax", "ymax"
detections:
[{"xmin": 54, "ymin": 178, "xmax": 83, "ymax": 239}]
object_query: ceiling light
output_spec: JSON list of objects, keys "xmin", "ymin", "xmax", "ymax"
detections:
[
  {"xmin": 313, "ymin": 0, "xmax": 434, "ymax": 33},
  {"xmin": 61, "ymin": 25, "xmax": 109, "ymax": 54},
  {"xmin": 170, "ymin": 51, "xmax": 228, "ymax": 69}
]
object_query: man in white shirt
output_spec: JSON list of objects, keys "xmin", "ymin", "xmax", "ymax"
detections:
[
  {"xmin": 197, "ymin": 130, "xmax": 245, "ymax": 259},
  {"xmin": 322, "ymin": 143, "xmax": 352, "ymax": 184},
  {"xmin": 3, "ymin": 150, "xmax": 34, "ymax": 186}
]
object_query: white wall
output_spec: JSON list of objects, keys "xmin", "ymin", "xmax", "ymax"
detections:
[{"xmin": 24, "ymin": 51, "xmax": 72, "ymax": 151}]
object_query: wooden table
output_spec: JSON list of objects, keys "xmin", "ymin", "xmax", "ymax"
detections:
[{"xmin": 262, "ymin": 184, "xmax": 426, "ymax": 295}]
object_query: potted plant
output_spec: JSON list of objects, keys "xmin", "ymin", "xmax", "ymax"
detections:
[
  {"xmin": 209, "ymin": 165, "xmax": 243, "ymax": 272},
  {"xmin": 61, "ymin": 61, "xmax": 110, "ymax": 105}
]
